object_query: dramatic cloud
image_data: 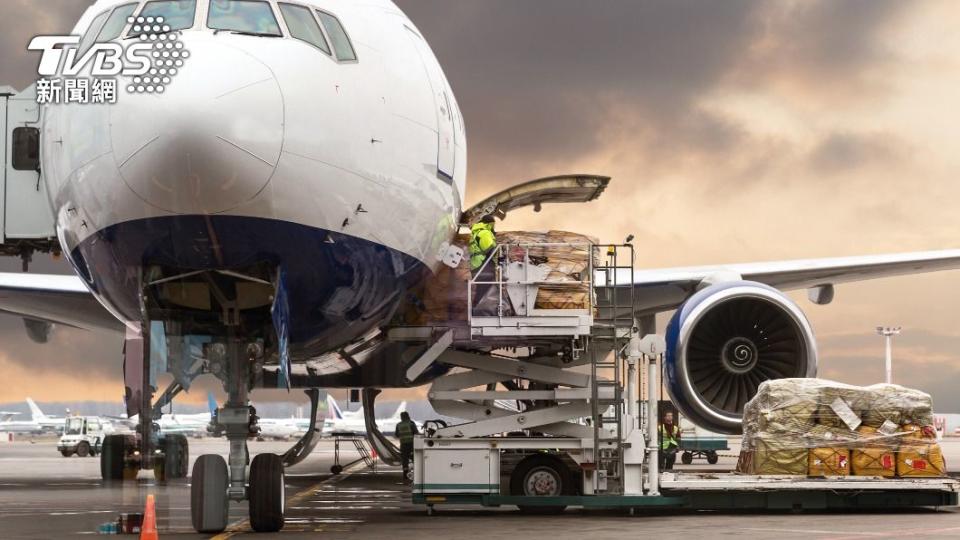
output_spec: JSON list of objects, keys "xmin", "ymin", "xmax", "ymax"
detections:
[
  {"xmin": 2, "ymin": 1, "xmax": 960, "ymax": 412},
  {"xmin": 0, "ymin": 1, "xmax": 91, "ymax": 91}
]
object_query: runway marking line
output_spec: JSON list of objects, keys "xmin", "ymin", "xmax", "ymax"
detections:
[{"xmin": 211, "ymin": 461, "xmax": 369, "ymax": 540}]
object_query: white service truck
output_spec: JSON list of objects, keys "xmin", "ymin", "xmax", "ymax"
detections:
[{"xmin": 58, "ymin": 416, "xmax": 112, "ymax": 457}]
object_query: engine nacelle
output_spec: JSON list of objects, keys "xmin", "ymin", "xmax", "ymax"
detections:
[{"xmin": 665, "ymin": 281, "xmax": 817, "ymax": 434}]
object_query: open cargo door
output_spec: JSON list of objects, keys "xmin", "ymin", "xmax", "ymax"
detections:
[{"xmin": 461, "ymin": 174, "xmax": 610, "ymax": 226}]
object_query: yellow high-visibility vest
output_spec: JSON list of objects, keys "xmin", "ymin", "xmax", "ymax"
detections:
[{"xmin": 660, "ymin": 424, "xmax": 679, "ymax": 450}]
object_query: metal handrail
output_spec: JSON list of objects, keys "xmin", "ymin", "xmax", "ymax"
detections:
[{"xmin": 468, "ymin": 241, "xmax": 598, "ymax": 324}]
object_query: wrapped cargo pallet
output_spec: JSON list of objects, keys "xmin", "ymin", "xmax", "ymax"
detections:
[{"xmin": 738, "ymin": 378, "xmax": 945, "ymax": 478}]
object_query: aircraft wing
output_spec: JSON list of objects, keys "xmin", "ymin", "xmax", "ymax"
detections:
[
  {"xmin": 0, "ymin": 272, "xmax": 124, "ymax": 333},
  {"xmin": 607, "ymin": 249, "xmax": 960, "ymax": 316}
]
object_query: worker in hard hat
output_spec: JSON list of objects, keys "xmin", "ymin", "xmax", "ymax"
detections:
[
  {"xmin": 469, "ymin": 215, "xmax": 498, "ymax": 312},
  {"xmin": 395, "ymin": 411, "xmax": 419, "ymax": 481},
  {"xmin": 659, "ymin": 411, "xmax": 681, "ymax": 470}
]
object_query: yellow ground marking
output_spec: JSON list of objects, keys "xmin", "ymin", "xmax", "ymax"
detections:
[{"xmin": 210, "ymin": 460, "xmax": 370, "ymax": 539}]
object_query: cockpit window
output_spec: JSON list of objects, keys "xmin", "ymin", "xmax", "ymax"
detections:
[
  {"xmin": 279, "ymin": 3, "xmax": 330, "ymax": 54},
  {"xmin": 316, "ymin": 10, "xmax": 356, "ymax": 61},
  {"xmin": 76, "ymin": 11, "xmax": 110, "ymax": 57},
  {"xmin": 139, "ymin": 0, "xmax": 198, "ymax": 32},
  {"xmin": 98, "ymin": 3, "xmax": 138, "ymax": 42},
  {"xmin": 208, "ymin": 0, "xmax": 282, "ymax": 36}
]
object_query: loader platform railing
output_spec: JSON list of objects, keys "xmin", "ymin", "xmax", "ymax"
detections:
[{"xmin": 467, "ymin": 241, "xmax": 636, "ymax": 339}]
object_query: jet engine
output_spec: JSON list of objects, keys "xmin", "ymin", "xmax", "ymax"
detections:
[{"xmin": 665, "ymin": 281, "xmax": 817, "ymax": 434}]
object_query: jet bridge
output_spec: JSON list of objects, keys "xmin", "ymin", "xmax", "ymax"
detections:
[{"xmin": 0, "ymin": 84, "xmax": 58, "ymax": 269}]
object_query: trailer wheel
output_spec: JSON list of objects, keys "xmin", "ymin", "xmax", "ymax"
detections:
[
  {"xmin": 706, "ymin": 451, "xmax": 719, "ymax": 465},
  {"xmin": 681, "ymin": 451, "xmax": 693, "ymax": 465},
  {"xmin": 510, "ymin": 454, "xmax": 569, "ymax": 514},
  {"xmin": 191, "ymin": 454, "xmax": 229, "ymax": 533},
  {"xmin": 100, "ymin": 435, "xmax": 127, "ymax": 481},
  {"xmin": 249, "ymin": 453, "xmax": 285, "ymax": 532},
  {"xmin": 76, "ymin": 441, "xmax": 90, "ymax": 458}
]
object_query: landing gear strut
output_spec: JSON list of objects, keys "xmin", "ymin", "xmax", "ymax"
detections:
[{"xmin": 191, "ymin": 339, "xmax": 285, "ymax": 533}]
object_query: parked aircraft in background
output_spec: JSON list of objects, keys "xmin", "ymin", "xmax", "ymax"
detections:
[
  {"xmin": 112, "ymin": 393, "xmax": 218, "ymax": 438},
  {"xmin": 26, "ymin": 398, "xmax": 65, "ymax": 433},
  {"xmin": 322, "ymin": 397, "xmax": 418, "ymax": 436}
]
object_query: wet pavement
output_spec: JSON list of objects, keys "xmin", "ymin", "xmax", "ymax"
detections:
[{"xmin": 3, "ymin": 438, "xmax": 960, "ymax": 538}]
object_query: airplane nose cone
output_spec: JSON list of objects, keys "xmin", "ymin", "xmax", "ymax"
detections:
[{"xmin": 110, "ymin": 40, "xmax": 283, "ymax": 214}]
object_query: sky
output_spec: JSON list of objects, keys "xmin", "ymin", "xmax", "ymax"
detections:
[{"xmin": 1, "ymin": 1, "xmax": 960, "ymax": 410}]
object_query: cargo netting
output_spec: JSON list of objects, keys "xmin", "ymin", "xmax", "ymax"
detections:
[{"xmin": 737, "ymin": 378, "xmax": 944, "ymax": 477}]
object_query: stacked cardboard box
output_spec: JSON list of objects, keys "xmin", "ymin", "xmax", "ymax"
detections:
[
  {"xmin": 409, "ymin": 230, "xmax": 597, "ymax": 323},
  {"xmin": 738, "ymin": 378, "xmax": 944, "ymax": 478}
]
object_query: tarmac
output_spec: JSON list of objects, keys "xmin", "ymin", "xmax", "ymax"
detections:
[{"xmin": 2, "ymin": 438, "xmax": 960, "ymax": 539}]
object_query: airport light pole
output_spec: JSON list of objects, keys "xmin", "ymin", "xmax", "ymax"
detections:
[{"xmin": 875, "ymin": 326, "xmax": 901, "ymax": 384}]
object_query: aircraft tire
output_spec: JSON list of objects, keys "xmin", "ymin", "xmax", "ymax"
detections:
[
  {"xmin": 191, "ymin": 454, "xmax": 229, "ymax": 533},
  {"xmin": 249, "ymin": 453, "xmax": 285, "ymax": 532},
  {"xmin": 100, "ymin": 435, "xmax": 127, "ymax": 481}
]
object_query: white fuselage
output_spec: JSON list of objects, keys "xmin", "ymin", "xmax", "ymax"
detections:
[{"xmin": 40, "ymin": 0, "xmax": 467, "ymax": 378}]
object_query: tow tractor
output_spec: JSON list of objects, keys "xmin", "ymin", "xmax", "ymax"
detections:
[{"xmin": 58, "ymin": 416, "xmax": 112, "ymax": 457}]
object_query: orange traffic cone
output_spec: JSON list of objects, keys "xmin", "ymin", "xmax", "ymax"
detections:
[{"xmin": 140, "ymin": 494, "xmax": 158, "ymax": 540}]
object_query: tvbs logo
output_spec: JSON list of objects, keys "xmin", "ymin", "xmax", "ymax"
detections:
[
  {"xmin": 29, "ymin": 35, "xmax": 153, "ymax": 78},
  {"xmin": 28, "ymin": 16, "xmax": 189, "ymax": 103}
]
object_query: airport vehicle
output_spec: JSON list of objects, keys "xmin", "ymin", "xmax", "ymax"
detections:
[
  {"xmin": 410, "ymin": 306, "xmax": 958, "ymax": 513},
  {"xmin": 678, "ymin": 437, "xmax": 726, "ymax": 465},
  {"xmin": 57, "ymin": 415, "xmax": 114, "ymax": 457},
  {"xmin": 678, "ymin": 419, "xmax": 728, "ymax": 465},
  {"xmin": 3, "ymin": 0, "xmax": 960, "ymax": 533}
]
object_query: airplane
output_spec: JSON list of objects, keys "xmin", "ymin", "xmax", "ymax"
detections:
[
  {"xmin": 323, "ymin": 397, "xmax": 419, "ymax": 436},
  {"xmin": 26, "ymin": 398, "xmax": 66, "ymax": 433},
  {"xmin": 0, "ymin": 399, "xmax": 67, "ymax": 434},
  {"xmin": 254, "ymin": 400, "xmax": 319, "ymax": 440},
  {"xmin": 111, "ymin": 392, "xmax": 217, "ymax": 437},
  {"xmin": 3, "ymin": 0, "xmax": 960, "ymax": 533}
]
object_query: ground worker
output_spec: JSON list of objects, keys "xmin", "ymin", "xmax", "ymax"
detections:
[
  {"xmin": 469, "ymin": 215, "xmax": 498, "ymax": 310},
  {"xmin": 395, "ymin": 411, "xmax": 419, "ymax": 481},
  {"xmin": 659, "ymin": 410, "xmax": 681, "ymax": 471}
]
